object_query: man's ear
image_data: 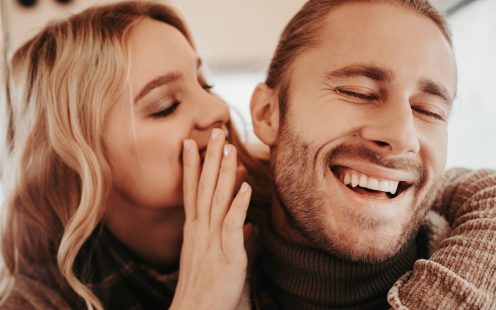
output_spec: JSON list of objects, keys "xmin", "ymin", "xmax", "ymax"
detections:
[{"xmin": 250, "ymin": 83, "xmax": 279, "ymax": 146}]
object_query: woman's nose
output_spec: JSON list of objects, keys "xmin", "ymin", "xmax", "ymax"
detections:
[{"xmin": 193, "ymin": 88, "xmax": 230, "ymax": 131}]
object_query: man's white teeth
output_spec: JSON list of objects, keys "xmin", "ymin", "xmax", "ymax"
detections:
[
  {"xmin": 389, "ymin": 182, "xmax": 399, "ymax": 194},
  {"xmin": 359, "ymin": 175, "xmax": 367, "ymax": 188},
  {"xmin": 340, "ymin": 171, "xmax": 399, "ymax": 195}
]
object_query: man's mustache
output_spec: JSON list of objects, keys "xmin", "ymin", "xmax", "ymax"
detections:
[{"xmin": 325, "ymin": 144, "xmax": 424, "ymax": 186}]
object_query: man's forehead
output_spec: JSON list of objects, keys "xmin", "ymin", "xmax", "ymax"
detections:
[
  {"xmin": 288, "ymin": 1, "xmax": 457, "ymax": 97},
  {"xmin": 315, "ymin": 1, "xmax": 453, "ymax": 52}
]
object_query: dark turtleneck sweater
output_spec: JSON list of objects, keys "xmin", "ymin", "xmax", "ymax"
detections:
[{"xmin": 251, "ymin": 215, "xmax": 426, "ymax": 310}]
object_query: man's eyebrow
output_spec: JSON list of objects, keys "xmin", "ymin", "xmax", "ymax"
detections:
[
  {"xmin": 418, "ymin": 78, "xmax": 453, "ymax": 104},
  {"xmin": 134, "ymin": 58, "xmax": 203, "ymax": 104},
  {"xmin": 325, "ymin": 65, "xmax": 394, "ymax": 82}
]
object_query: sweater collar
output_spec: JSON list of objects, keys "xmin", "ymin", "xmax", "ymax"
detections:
[{"xmin": 257, "ymin": 215, "xmax": 420, "ymax": 309}]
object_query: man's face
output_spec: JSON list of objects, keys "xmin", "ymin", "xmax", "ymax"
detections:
[{"xmin": 270, "ymin": 3, "xmax": 456, "ymax": 262}]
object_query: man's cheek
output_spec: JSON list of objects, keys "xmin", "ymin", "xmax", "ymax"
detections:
[{"xmin": 420, "ymin": 127, "xmax": 448, "ymax": 172}]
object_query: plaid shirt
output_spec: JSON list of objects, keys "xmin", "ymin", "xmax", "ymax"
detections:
[
  {"xmin": 2, "ymin": 227, "xmax": 179, "ymax": 310},
  {"xmin": 77, "ymin": 226, "xmax": 179, "ymax": 310}
]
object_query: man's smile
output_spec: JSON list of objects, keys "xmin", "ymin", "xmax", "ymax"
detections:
[
  {"xmin": 325, "ymin": 162, "xmax": 418, "ymax": 213},
  {"xmin": 331, "ymin": 166, "xmax": 414, "ymax": 199}
]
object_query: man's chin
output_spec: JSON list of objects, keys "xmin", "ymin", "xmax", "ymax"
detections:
[{"xmin": 309, "ymin": 222, "xmax": 415, "ymax": 263}]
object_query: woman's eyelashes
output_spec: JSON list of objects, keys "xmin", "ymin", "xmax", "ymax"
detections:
[
  {"xmin": 202, "ymin": 83, "xmax": 214, "ymax": 92},
  {"xmin": 148, "ymin": 82, "xmax": 214, "ymax": 119},
  {"xmin": 150, "ymin": 100, "xmax": 180, "ymax": 118}
]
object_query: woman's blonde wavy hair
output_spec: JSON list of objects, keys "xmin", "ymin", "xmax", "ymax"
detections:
[{"xmin": 0, "ymin": 1, "xmax": 270, "ymax": 309}]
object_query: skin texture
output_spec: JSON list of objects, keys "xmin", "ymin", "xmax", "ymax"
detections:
[
  {"xmin": 251, "ymin": 2, "xmax": 457, "ymax": 262},
  {"xmin": 102, "ymin": 18, "xmax": 230, "ymax": 268}
]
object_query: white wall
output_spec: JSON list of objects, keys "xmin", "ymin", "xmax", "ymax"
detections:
[{"xmin": 445, "ymin": 0, "xmax": 496, "ymax": 169}]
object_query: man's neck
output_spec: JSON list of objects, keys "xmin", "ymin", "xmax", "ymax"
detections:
[{"xmin": 257, "ymin": 197, "xmax": 421, "ymax": 309}]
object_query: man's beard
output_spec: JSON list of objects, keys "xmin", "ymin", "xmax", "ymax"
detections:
[{"xmin": 270, "ymin": 122, "xmax": 442, "ymax": 263}]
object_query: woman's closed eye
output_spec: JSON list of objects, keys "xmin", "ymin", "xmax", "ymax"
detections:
[
  {"xmin": 148, "ymin": 82, "xmax": 213, "ymax": 119},
  {"xmin": 150, "ymin": 99, "xmax": 180, "ymax": 118},
  {"xmin": 202, "ymin": 83, "xmax": 214, "ymax": 92}
]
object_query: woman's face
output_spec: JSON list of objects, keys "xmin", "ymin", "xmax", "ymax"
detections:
[{"xmin": 103, "ymin": 18, "xmax": 229, "ymax": 211}]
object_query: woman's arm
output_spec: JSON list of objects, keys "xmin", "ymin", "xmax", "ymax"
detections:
[{"xmin": 388, "ymin": 168, "xmax": 496, "ymax": 309}]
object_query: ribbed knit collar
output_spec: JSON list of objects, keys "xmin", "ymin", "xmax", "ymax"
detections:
[{"xmin": 257, "ymin": 215, "xmax": 420, "ymax": 310}]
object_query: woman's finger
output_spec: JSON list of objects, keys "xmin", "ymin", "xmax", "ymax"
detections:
[
  {"xmin": 222, "ymin": 182, "xmax": 252, "ymax": 258},
  {"xmin": 196, "ymin": 128, "xmax": 226, "ymax": 226},
  {"xmin": 210, "ymin": 144, "xmax": 237, "ymax": 234},
  {"xmin": 234, "ymin": 164, "xmax": 247, "ymax": 195},
  {"xmin": 182, "ymin": 139, "xmax": 200, "ymax": 221}
]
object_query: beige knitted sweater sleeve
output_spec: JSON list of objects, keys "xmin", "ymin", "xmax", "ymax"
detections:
[{"xmin": 388, "ymin": 168, "xmax": 496, "ymax": 309}]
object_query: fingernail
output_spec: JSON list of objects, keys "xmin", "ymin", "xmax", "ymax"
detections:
[
  {"xmin": 223, "ymin": 145, "xmax": 232, "ymax": 157},
  {"xmin": 240, "ymin": 182, "xmax": 250, "ymax": 194},
  {"xmin": 211, "ymin": 128, "xmax": 221, "ymax": 140},
  {"xmin": 183, "ymin": 139, "xmax": 192, "ymax": 151}
]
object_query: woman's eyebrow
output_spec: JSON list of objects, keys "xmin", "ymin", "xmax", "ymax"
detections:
[
  {"xmin": 134, "ymin": 58, "xmax": 203, "ymax": 104},
  {"xmin": 134, "ymin": 72, "xmax": 183, "ymax": 104}
]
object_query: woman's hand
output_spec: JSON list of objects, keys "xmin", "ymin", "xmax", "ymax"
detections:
[{"xmin": 170, "ymin": 128, "xmax": 252, "ymax": 310}]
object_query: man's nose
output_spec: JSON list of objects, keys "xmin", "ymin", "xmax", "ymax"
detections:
[{"xmin": 359, "ymin": 98, "xmax": 420, "ymax": 155}]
